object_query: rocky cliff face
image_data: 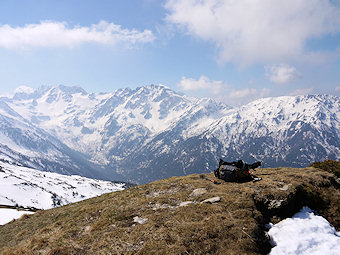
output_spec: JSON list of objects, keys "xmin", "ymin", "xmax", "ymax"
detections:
[{"xmin": 0, "ymin": 165, "xmax": 338, "ymax": 254}]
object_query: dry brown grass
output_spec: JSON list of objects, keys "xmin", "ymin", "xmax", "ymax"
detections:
[
  {"xmin": 0, "ymin": 165, "xmax": 339, "ymax": 255},
  {"xmin": 311, "ymin": 159, "xmax": 340, "ymax": 177}
]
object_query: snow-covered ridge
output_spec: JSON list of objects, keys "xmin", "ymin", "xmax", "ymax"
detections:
[
  {"xmin": 0, "ymin": 160, "xmax": 126, "ymax": 210},
  {"xmin": 4, "ymin": 84, "xmax": 230, "ymax": 163},
  {"xmin": 0, "ymin": 85, "xmax": 339, "ymax": 183},
  {"xmin": 208, "ymin": 94, "xmax": 340, "ymax": 141}
]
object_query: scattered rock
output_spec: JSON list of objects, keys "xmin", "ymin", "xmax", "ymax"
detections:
[
  {"xmin": 278, "ymin": 184, "xmax": 291, "ymax": 191},
  {"xmin": 179, "ymin": 201, "xmax": 194, "ymax": 207},
  {"xmin": 146, "ymin": 187, "xmax": 180, "ymax": 198},
  {"xmin": 201, "ymin": 197, "xmax": 221, "ymax": 204},
  {"xmin": 133, "ymin": 216, "xmax": 148, "ymax": 224},
  {"xmin": 190, "ymin": 188, "xmax": 207, "ymax": 197},
  {"xmin": 152, "ymin": 203, "xmax": 176, "ymax": 210},
  {"xmin": 268, "ymin": 200, "xmax": 284, "ymax": 210}
]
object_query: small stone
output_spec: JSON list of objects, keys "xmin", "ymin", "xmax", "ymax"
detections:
[
  {"xmin": 268, "ymin": 200, "xmax": 284, "ymax": 209},
  {"xmin": 279, "ymin": 184, "xmax": 290, "ymax": 191},
  {"xmin": 133, "ymin": 216, "xmax": 148, "ymax": 224},
  {"xmin": 152, "ymin": 203, "xmax": 175, "ymax": 210},
  {"xmin": 190, "ymin": 188, "xmax": 207, "ymax": 197},
  {"xmin": 201, "ymin": 196, "xmax": 221, "ymax": 204},
  {"xmin": 179, "ymin": 201, "xmax": 194, "ymax": 207}
]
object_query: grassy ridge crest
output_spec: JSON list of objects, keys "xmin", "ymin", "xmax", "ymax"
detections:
[{"xmin": 0, "ymin": 163, "xmax": 339, "ymax": 254}]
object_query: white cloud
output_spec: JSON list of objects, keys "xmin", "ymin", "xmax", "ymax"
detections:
[
  {"xmin": 229, "ymin": 88, "xmax": 257, "ymax": 99},
  {"xmin": 177, "ymin": 75, "xmax": 271, "ymax": 105},
  {"xmin": 215, "ymin": 86, "xmax": 271, "ymax": 106},
  {"xmin": 335, "ymin": 86, "xmax": 340, "ymax": 92},
  {"xmin": 289, "ymin": 88, "xmax": 314, "ymax": 96},
  {"xmin": 177, "ymin": 75, "xmax": 224, "ymax": 94},
  {"xmin": 165, "ymin": 0, "xmax": 340, "ymax": 66},
  {"xmin": 265, "ymin": 64, "xmax": 301, "ymax": 84},
  {"xmin": 224, "ymin": 87, "xmax": 270, "ymax": 105},
  {"xmin": 0, "ymin": 20, "xmax": 155, "ymax": 49}
]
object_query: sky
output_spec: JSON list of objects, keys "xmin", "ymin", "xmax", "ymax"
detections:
[{"xmin": 0, "ymin": 0, "xmax": 340, "ymax": 105}]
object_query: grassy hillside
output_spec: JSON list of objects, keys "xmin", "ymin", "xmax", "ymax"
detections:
[
  {"xmin": 311, "ymin": 159, "xmax": 340, "ymax": 177},
  {"xmin": 0, "ymin": 165, "xmax": 339, "ymax": 254}
]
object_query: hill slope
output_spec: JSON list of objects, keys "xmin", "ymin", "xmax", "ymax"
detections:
[
  {"xmin": 0, "ymin": 160, "xmax": 126, "ymax": 210},
  {"xmin": 0, "ymin": 165, "xmax": 338, "ymax": 254}
]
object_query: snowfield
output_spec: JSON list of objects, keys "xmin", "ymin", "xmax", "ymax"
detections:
[
  {"xmin": 268, "ymin": 207, "xmax": 340, "ymax": 255},
  {"xmin": 0, "ymin": 208, "xmax": 34, "ymax": 225},
  {"xmin": 0, "ymin": 161, "xmax": 126, "ymax": 210}
]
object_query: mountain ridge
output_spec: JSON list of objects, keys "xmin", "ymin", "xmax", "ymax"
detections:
[{"xmin": 0, "ymin": 85, "xmax": 339, "ymax": 183}]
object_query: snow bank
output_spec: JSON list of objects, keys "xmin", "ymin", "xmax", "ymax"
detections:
[
  {"xmin": 0, "ymin": 208, "xmax": 34, "ymax": 225},
  {"xmin": 268, "ymin": 207, "xmax": 340, "ymax": 255}
]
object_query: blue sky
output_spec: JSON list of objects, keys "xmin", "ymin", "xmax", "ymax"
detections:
[{"xmin": 0, "ymin": 0, "xmax": 340, "ymax": 105}]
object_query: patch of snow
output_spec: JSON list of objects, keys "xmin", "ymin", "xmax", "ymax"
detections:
[
  {"xmin": 267, "ymin": 206, "xmax": 340, "ymax": 255},
  {"xmin": 0, "ymin": 161, "xmax": 125, "ymax": 210},
  {"xmin": 0, "ymin": 208, "xmax": 34, "ymax": 225}
]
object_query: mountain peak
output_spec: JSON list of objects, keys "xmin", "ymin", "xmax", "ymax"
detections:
[
  {"xmin": 56, "ymin": 85, "xmax": 88, "ymax": 95},
  {"xmin": 14, "ymin": 86, "xmax": 35, "ymax": 95},
  {"xmin": 12, "ymin": 85, "xmax": 88, "ymax": 101},
  {"xmin": 12, "ymin": 86, "xmax": 39, "ymax": 100}
]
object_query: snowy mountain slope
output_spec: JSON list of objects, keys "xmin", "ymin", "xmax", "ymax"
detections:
[
  {"xmin": 5, "ymin": 85, "xmax": 230, "ymax": 166},
  {"xmin": 108, "ymin": 94, "xmax": 340, "ymax": 183},
  {"xmin": 2, "ymin": 85, "xmax": 111, "ymax": 161},
  {"xmin": 206, "ymin": 95, "xmax": 340, "ymax": 166},
  {"xmin": 0, "ymin": 99, "xmax": 119, "ymax": 179},
  {"xmin": 1, "ymin": 85, "xmax": 339, "ymax": 183},
  {"xmin": 0, "ymin": 160, "xmax": 126, "ymax": 210}
]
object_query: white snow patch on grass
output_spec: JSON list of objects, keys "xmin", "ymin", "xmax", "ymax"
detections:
[
  {"xmin": 0, "ymin": 208, "xmax": 34, "ymax": 225},
  {"xmin": 268, "ymin": 206, "xmax": 340, "ymax": 255}
]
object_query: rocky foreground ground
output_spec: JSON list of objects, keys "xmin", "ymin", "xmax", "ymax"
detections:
[{"xmin": 0, "ymin": 165, "xmax": 339, "ymax": 254}]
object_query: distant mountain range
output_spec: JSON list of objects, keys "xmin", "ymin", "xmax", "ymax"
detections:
[{"xmin": 0, "ymin": 85, "xmax": 339, "ymax": 184}]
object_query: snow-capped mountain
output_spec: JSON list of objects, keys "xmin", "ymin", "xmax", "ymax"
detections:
[
  {"xmin": 0, "ymin": 85, "xmax": 339, "ymax": 183},
  {"xmin": 0, "ymin": 160, "xmax": 126, "ymax": 210},
  {"xmin": 205, "ymin": 95, "xmax": 340, "ymax": 167},
  {"xmin": 0, "ymin": 98, "xmax": 119, "ymax": 180},
  {"xmin": 4, "ymin": 85, "xmax": 229, "ymax": 165}
]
